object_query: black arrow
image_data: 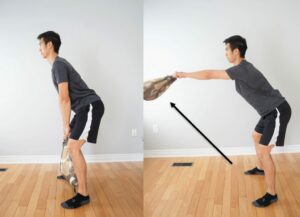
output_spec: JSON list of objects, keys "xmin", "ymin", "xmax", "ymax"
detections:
[{"xmin": 170, "ymin": 102, "xmax": 233, "ymax": 165}]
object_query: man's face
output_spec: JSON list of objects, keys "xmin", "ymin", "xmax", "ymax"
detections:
[
  {"xmin": 225, "ymin": 43, "xmax": 238, "ymax": 63},
  {"xmin": 39, "ymin": 38, "xmax": 51, "ymax": 58}
]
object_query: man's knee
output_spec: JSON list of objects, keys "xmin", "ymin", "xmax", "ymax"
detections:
[
  {"xmin": 68, "ymin": 139, "xmax": 81, "ymax": 154},
  {"xmin": 257, "ymin": 145, "xmax": 272, "ymax": 161}
]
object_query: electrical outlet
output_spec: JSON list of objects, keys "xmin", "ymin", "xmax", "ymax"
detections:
[
  {"xmin": 153, "ymin": 124, "xmax": 158, "ymax": 133},
  {"xmin": 131, "ymin": 128, "xmax": 137, "ymax": 137}
]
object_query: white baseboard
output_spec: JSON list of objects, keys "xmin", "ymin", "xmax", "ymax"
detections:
[
  {"xmin": 144, "ymin": 144, "xmax": 300, "ymax": 158},
  {"xmin": 0, "ymin": 153, "xmax": 143, "ymax": 164},
  {"xmin": 2, "ymin": 144, "xmax": 299, "ymax": 163}
]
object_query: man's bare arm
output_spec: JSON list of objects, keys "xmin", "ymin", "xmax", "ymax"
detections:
[
  {"xmin": 58, "ymin": 82, "xmax": 71, "ymax": 138},
  {"xmin": 175, "ymin": 70, "xmax": 231, "ymax": 80}
]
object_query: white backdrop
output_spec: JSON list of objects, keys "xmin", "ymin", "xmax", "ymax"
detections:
[
  {"xmin": 0, "ymin": 0, "xmax": 143, "ymax": 160},
  {"xmin": 144, "ymin": 0, "xmax": 300, "ymax": 153}
]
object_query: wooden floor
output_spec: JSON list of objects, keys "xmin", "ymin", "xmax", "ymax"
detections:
[
  {"xmin": 144, "ymin": 153, "xmax": 300, "ymax": 217},
  {"xmin": 0, "ymin": 162, "xmax": 143, "ymax": 217}
]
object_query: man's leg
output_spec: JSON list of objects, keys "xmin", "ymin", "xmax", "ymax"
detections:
[
  {"xmin": 253, "ymin": 131, "xmax": 263, "ymax": 170},
  {"xmin": 68, "ymin": 138, "xmax": 88, "ymax": 195},
  {"xmin": 252, "ymin": 143, "xmax": 278, "ymax": 207},
  {"xmin": 257, "ymin": 144, "xmax": 276, "ymax": 195},
  {"xmin": 244, "ymin": 131, "xmax": 265, "ymax": 175},
  {"xmin": 61, "ymin": 138, "xmax": 90, "ymax": 209}
]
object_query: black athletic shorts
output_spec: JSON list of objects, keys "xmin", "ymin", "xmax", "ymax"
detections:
[
  {"xmin": 255, "ymin": 101, "xmax": 291, "ymax": 146},
  {"xmin": 69, "ymin": 100, "xmax": 104, "ymax": 143}
]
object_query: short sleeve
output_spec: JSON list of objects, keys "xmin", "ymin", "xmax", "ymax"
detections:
[
  {"xmin": 52, "ymin": 62, "xmax": 69, "ymax": 84},
  {"xmin": 225, "ymin": 65, "xmax": 241, "ymax": 80}
]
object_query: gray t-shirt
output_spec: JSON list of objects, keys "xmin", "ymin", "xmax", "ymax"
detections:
[
  {"xmin": 52, "ymin": 56, "xmax": 101, "ymax": 112},
  {"xmin": 226, "ymin": 60, "xmax": 285, "ymax": 117}
]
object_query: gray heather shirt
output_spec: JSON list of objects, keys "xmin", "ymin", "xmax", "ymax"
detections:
[
  {"xmin": 226, "ymin": 60, "xmax": 285, "ymax": 116},
  {"xmin": 51, "ymin": 57, "xmax": 100, "ymax": 112}
]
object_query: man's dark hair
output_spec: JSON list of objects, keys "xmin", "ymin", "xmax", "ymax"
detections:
[
  {"xmin": 37, "ymin": 31, "xmax": 61, "ymax": 53},
  {"xmin": 223, "ymin": 35, "xmax": 247, "ymax": 58}
]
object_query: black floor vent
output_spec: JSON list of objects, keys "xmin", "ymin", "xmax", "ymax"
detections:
[{"xmin": 171, "ymin": 162, "xmax": 193, "ymax": 167}]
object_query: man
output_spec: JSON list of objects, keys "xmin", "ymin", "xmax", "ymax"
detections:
[
  {"xmin": 174, "ymin": 35, "xmax": 291, "ymax": 207},
  {"xmin": 38, "ymin": 31, "xmax": 105, "ymax": 209}
]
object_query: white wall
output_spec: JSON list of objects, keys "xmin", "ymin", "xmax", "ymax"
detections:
[
  {"xmin": 0, "ymin": 0, "xmax": 143, "ymax": 158},
  {"xmin": 144, "ymin": 0, "xmax": 300, "ymax": 151}
]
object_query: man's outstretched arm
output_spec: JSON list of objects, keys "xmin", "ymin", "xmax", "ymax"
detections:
[
  {"xmin": 174, "ymin": 70, "xmax": 231, "ymax": 80},
  {"xmin": 58, "ymin": 82, "xmax": 71, "ymax": 139}
]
